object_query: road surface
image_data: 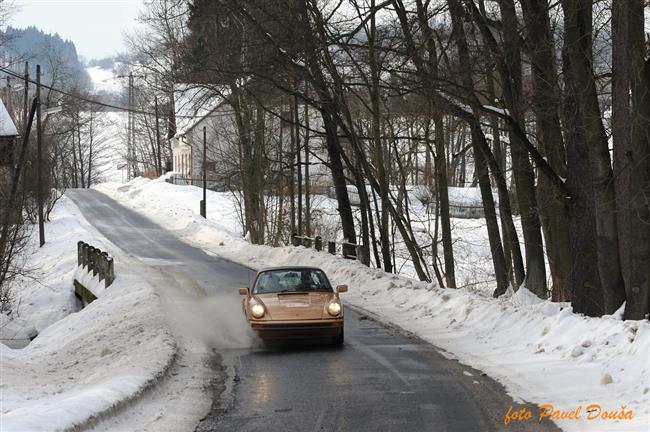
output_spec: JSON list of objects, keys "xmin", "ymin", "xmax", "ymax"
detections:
[{"xmin": 67, "ymin": 189, "xmax": 558, "ymax": 432}]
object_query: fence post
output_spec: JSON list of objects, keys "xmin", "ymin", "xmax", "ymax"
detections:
[
  {"xmin": 328, "ymin": 241, "xmax": 336, "ymax": 255},
  {"xmin": 314, "ymin": 236, "xmax": 322, "ymax": 251},
  {"xmin": 106, "ymin": 257, "xmax": 115, "ymax": 287},
  {"xmin": 92, "ymin": 247, "xmax": 100, "ymax": 276},
  {"xmin": 77, "ymin": 241, "xmax": 84, "ymax": 266},
  {"xmin": 99, "ymin": 252, "xmax": 109, "ymax": 282},
  {"xmin": 355, "ymin": 244, "xmax": 364, "ymax": 263},
  {"xmin": 81, "ymin": 243, "xmax": 89, "ymax": 268},
  {"xmin": 342, "ymin": 241, "xmax": 357, "ymax": 259},
  {"xmin": 86, "ymin": 246, "xmax": 93, "ymax": 273}
]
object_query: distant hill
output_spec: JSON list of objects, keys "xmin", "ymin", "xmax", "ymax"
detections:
[{"xmin": 0, "ymin": 26, "xmax": 90, "ymax": 87}]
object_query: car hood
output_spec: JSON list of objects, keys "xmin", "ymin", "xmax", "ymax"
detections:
[{"xmin": 255, "ymin": 292, "xmax": 336, "ymax": 320}]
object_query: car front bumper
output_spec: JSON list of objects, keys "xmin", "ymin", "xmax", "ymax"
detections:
[{"xmin": 250, "ymin": 319, "xmax": 343, "ymax": 340}]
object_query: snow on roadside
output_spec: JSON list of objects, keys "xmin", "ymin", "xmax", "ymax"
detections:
[
  {"xmin": 0, "ymin": 196, "xmax": 176, "ymax": 432},
  {"xmin": 96, "ymin": 177, "xmax": 650, "ymax": 431}
]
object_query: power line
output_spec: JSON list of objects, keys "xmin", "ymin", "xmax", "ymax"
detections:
[
  {"xmin": 0, "ymin": 65, "xmax": 228, "ymax": 120},
  {"xmin": 0, "ymin": 65, "xmax": 153, "ymax": 115}
]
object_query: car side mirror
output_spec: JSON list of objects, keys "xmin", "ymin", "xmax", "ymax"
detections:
[
  {"xmin": 336, "ymin": 284, "xmax": 348, "ymax": 293},
  {"xmin": 238, "ymin": 287, "xmax": 250, "ymax": 296}
]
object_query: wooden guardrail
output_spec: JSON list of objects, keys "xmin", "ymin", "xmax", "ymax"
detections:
[
  {"xmin": 74, "ymin": 241, "xmax": 115, "ymax": 305},
  {"xmin": 291, "ymin": 234, "xmax": 359, "ymax": 261}
]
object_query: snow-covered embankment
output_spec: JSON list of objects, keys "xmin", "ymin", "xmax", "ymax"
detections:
[{"xmin": 0, "ymin": 196, "xmax": 176, "ymax": 432}]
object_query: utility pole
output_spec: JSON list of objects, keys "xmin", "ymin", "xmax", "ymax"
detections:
[
  {"xmin": 23, "ymin": 62, "xmax": 29, "ymax": 132},
  {"xmin": 21, "ymin": 63, "xmax": 29, "ymax": 193},
  {"xmin": 127, "ymin": 72, "xmax": 134, "ymax": 180},
  {"xmin": 5, "ymin": 76, "xmax": 11, "ymax": 115},
  {"xmin": 155, "ymin": 96, "xmax": 162, "ymax": 176},
  {"xmin": 36, "ymin": 64, "xmax": 45, "ymax": 247},
  {"xmin": 126, "ymin": 74, "xmax": 131, "ymax": 180},
  {"xmin": 201, "ymin": 126, "xmax": 207, "ymax": 218},
  {"xmin": 131, "ymin": 73, "xmax": 136, "ymax": 178}
]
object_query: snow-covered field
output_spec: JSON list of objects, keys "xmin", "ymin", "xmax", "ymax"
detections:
[
  {"xmin": 95, "ymin": 177, "xmax": 650, "ymax": 432},
  {"xmin": 87, "ymin": 66, "xmax": 122, "ymax": 94},
  {"xmin": 0, "ymin": 197, "xmax": 177, "ymax": 431}
]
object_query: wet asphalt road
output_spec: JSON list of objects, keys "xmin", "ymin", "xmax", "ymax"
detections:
[{"xmin": 67, "ymin": 189, "xmax": 559, "ymax": 432}]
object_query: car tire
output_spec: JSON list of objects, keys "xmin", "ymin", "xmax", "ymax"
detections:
[{"xmin": 333, "ymin": 328, "xmax": 344, "ymax": 346}]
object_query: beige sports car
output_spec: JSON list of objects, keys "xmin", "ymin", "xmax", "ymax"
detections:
[{"xmin": 239, "ymin": 266, "xmax": 347, "ymax": 345}]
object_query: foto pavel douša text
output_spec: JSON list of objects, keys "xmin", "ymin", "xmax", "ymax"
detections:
[{"xmin": 503, "ymin": 404, "xmax": 634, "ymax": 425}]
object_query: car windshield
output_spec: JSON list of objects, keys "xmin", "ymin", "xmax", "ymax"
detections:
[{"xmin": 253, "ymin": 269, "xmax": 332, "ymax": 294}]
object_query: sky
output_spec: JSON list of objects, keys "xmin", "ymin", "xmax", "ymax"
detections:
[{"xmin": 11, "ymin": 0, "xmax": 145, "ymax": 60}]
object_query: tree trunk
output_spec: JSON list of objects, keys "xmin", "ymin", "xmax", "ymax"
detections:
[
  {"xmin": 369, "ymin": 3, "xmax": 392, "ymax": 273},
  {"xmin": 448, "ymin": 0, "xmax": 508, "ymax": 295},
  {"xmin": 521, "ymin": 0, "xmax": 572, "ymax": 302},
  {"xmin": 288, "ymin": 101, "xmax": 296, "ymax": 235},
  {"xmin": 87, "ymin": 111, "xmax": 93, "ymax": 187},
  {"xmin": 355, "ymin": 160, "xmax": 371, "ymax": 266},
  {"xmin": 304, "ymin": 102, "xmax": 311, "ymax": 236},
  {"xmin": 613, "ymin": 0, "xmax": 650, "ymax": 319},
  {"xmin": 433, "ymin": 112, "xmax": 456, "ymax": 287},
  {"xmin": 562, "ymin": 0, "xmax": 625, "ymax": 314},
  {"xmin": 77, "ymin": 117, "xmax": 86, "ymax": 189},
  {"xmin": 296, "ymin": 0, "xmax": 356, "ymax": 246},
  {"xmin": 322, "ymin": 106, "xmax": 356, "ymax": 245},
  {"xmin": 413, "ymin": 0, "xmax": 454, "ymax": 287}
]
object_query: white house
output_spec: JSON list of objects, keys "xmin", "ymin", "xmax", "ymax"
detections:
[
  {"xmin": 0, "ymin": 96, "xmax": 20, "ymax": 220},
  {"xmin": 169, "ymin": 85, "xmax": 331, "ymax": 192},
  {"xmin": 170, "ymin": 84, "xmax": 228, "ymax": 183}
]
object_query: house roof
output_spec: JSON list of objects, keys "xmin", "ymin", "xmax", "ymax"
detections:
[
  {"xmin": 0, "ymin": 98, "xmax": 18, "ymax": 137},
  {"xmin": 173, "ymin": 84, "xmax": 229, "ymax": 138}
]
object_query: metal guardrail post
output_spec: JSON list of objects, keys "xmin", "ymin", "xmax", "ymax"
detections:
[
  {"xmin": 342, "ymin": 241, "xmax": 358, "ymax": 259},
  {"xmin": 355, "ymin": 244, "xmax": 364, "ymax": 263},
  {"xmin": 314, "ymin": 236, "xmax": 322, "ymax": 251},
  {"xmin": 328, "ymin": 241, "xmax": 336, "ymax": 254}
]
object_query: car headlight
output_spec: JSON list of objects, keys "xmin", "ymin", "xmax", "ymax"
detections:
[
  {"xmin": 251, "ymin": 303, "xmax": 265, "ymax": 318},
  {"xmin": 327, "ymin": 301, "xmax": 342, "ymax": 316}
]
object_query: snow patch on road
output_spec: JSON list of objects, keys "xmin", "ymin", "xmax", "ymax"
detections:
[{"xmin": 96, "ymin": 177, "xmax": 650, "ymax": 432}]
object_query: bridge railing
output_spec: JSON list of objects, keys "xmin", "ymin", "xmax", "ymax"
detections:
[{"xmin": 77, "ymin": 241, "xmax": 115, "ymax": 288}]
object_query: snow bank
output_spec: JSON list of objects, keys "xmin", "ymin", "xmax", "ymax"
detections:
[
  {"xmin": 0, "ymin": 196, "xmax": 176, "ymax": 432},
  {"xmin": 0, "ymin": 313, "xmax": 37, "ymax": 349},
  {"xmin": 96, "ymin": 178, "xmax": 650, "ymax": 431},
  {"xmin": 5, "ymin": 198, "xmax": 90, "ymax": 333}
]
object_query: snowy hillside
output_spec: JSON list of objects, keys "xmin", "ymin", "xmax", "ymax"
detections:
[{"xmin": 87, "ymin": 66, "xmax": 122, "ymax": 94}]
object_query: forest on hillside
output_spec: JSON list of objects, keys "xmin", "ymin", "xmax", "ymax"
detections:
[{"xmin": 0, "ymin": 26, "xmax": 89, "ymax": 85}]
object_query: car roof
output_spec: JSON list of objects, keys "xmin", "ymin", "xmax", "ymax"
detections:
[{"xmin": 257, "ymin": 266, "xmax": 325, "ymax": 273}]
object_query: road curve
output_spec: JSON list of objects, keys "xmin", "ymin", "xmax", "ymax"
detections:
[{"xmin": 66, "ymin": 189, "xmax": 558, "ymax": 432}]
